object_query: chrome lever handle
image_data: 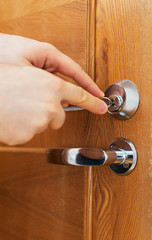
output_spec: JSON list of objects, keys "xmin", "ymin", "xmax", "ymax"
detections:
[{"xmin": 47, "ymin": 138, "xmax": 137, "ymax": 175}]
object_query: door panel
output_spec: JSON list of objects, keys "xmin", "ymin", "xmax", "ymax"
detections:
[
  {"xmin": 0, "ymin": 0, "xmax": 94, "ymax": 239},
  {"xmin": 93, "ymin": 0, "xmax": 152, "ymax": 239},
  {"xmin": 0, "ymin": 151, "xmax": 85, "ymax": 240}
]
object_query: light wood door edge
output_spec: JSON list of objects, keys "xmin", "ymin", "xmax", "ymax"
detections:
[{"xmin": 86, "ymin": 0, "xmax": 96, "ymax": 82}]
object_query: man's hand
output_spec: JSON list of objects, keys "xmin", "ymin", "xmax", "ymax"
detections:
[
  {"xmin": 0, "ymin": 33, "xmax": 107, "ymax": 145},
  {"xmin": 0, "ymin": 33, "xmax": 103, "ymax": 97},
  {"xmin": 0, "ymin": 65, "xmax": 107, "ymax": 145}
]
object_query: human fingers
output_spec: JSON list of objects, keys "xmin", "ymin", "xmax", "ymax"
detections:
[
  {"xmin": 60, "ymin": 81, "xmax": 108, "ymax": 114},
  {"xmin": 0, "ymin": 34, "xmax": 103, "ymax": 98},
  {"xmin": 49, "ymin": 104, "xmax": 66, "ymax": 129},
  {"xmin": 43, "ymin": 45, "xmax": 104, "ymax": 98}
]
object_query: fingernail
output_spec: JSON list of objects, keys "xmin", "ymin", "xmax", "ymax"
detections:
[
  {"xmin": 95, "ymin": 91, "xmax": 105, "ymax": 98},
  {"xmin": 101, "ymin": 102, "xmax": 108, "ymax": 113},
  {"xmin": 99, "ymin": 91, "xmax": 105, "ymax": 98}
]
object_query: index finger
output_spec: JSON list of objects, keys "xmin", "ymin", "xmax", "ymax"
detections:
[
  {"xmin": 45, "ymin": 46, "xmax": 104, "ymax": 97},
  {"xmin": 61, "ymin": 80, "xmax": 107, "ymax": 115}
]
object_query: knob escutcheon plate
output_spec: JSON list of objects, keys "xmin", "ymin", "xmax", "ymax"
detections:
[{"xmin": 109, "ymin": 138, "xmax": 137, "ymax": 175}]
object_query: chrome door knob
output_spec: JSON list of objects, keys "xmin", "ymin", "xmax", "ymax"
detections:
[
  {"xmin": 104, "ymin": 80, "xmax": 140, "ymax": 120},
  {"xmin": 64, "ymin": 80, "xmax": 140, "ymax": 120},
  {"xmin": 47, "ymin": 138, "xmax": 137, "ymax": 175}
]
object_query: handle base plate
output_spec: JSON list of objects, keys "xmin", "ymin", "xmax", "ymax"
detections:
[{"xmin": 109, "ymin": 138, "xmax": 137, "ymax": 175}]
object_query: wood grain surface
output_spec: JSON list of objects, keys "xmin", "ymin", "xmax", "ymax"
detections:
[
  {"xmin": 0, "ymin": 0, "xmax": 93, "ymax": 240},
  {"xmin": 0, "ymin": 151, "xmax": 85, "ymax": 240},
  {"xmin": 92, "ymin": 0, "xmax": 152, "ymax": 239}
]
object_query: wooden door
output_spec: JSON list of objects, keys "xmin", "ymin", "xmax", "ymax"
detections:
[{"xmin": 0, "ymin": 0, "xmax": 151, "ymax": 240}]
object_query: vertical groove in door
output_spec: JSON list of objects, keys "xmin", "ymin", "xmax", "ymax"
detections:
[
  {"xmin": 84, "ymin": 167, "xmax": 93, "ymax": 240},
  {"xmin": 86, "ymin": 0, "xmax": 96, "ymax": 82},
  {"xmin": 84, "ymin": 1, "xmax": 96, "ymax": 238}
]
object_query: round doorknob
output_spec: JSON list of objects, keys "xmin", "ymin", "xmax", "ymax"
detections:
[
  {"xmin": 64, "ymin": 80, "xmax": 140, "ymax": 121},
  {"xmin": 104, "ymin": 80, "xmax": 140, "ymax": 120}
]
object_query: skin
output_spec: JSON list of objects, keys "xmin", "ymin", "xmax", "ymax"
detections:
[{"xmin": 0, "ymin": 33, "xmax": 107, "ymax": 145}]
